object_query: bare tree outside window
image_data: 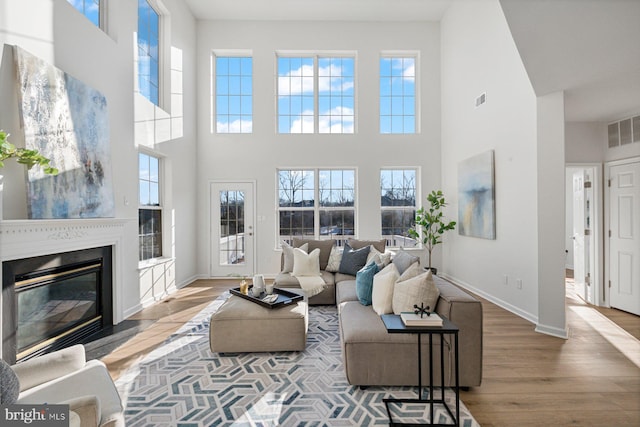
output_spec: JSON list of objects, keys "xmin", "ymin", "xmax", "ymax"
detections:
[{"xmin": 380, "ymin": 169, "xmax": 418, "ymax": 247}]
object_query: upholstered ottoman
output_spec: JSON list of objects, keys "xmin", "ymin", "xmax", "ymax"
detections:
[{"xmin": 209, "ymin": 293, "xmax": 308, "ymax": 353}]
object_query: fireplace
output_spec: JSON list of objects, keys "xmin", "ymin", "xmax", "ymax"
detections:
[{"xmin": 2, "ymin": 246, "xmax": 112, "ymax": 363}]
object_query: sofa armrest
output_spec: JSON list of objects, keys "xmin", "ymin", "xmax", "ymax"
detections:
[
  {"xmin": 434, "ymin": 277, "xmax": 483, "ymax": 387},
  {"xmin": 63, "ymin": 395, "xmax": 100, "ymax": 427},
  {"xmin": 12, "ymin": 344, "xmax": 87, "ymax": 392}
]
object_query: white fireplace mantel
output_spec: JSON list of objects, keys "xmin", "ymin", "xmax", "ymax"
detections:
[{"xmin": 0, "ymin": 217, "xmax": 135, "ymax": 328}]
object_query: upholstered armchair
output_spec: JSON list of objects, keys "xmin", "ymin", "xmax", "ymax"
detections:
[{"xmin": 6, "ymin": 345, "xmax": 124, "ymax": 427}]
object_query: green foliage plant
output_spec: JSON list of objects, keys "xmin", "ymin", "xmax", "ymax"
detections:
[
  {"xmin": 408, "ymin": 190, "xmax": 457, "ymax": 270},
  {"xmin": 0, "ymin": 130, "xmax": 58, "ymax": 175}
]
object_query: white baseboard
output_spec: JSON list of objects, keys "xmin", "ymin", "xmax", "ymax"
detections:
[{"xmin": 535, "ymin": 323, "xmax": 569, "ymax": 339}]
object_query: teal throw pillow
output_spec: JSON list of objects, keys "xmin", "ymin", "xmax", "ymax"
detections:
[
  {"xmin": 338, "ymin": 243, "xmax": 371, "ymax": 276},
  {"xmin": 356, "ymin": 261, "xmax": 379, "ymax": 306}
]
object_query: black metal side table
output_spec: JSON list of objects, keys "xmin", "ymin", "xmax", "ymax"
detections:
[{"xmin": 380, "ymin": 314, "xmax": 460, "ymax": 426}]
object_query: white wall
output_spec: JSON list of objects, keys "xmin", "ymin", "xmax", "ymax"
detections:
[
  {"xmin": 440, "ymin": 0, "xmax": 541, "ymax": 325},
  {"xmin": 0, "ymin": 0, "xmax": 198, "ymax": 319},
  {"xmin": 565, "ymin": 122, "xmax": 606, "ymax": 163},
  {"xmin": 195, "ymin": 20, "xmax": 442, "ymax": 276}
]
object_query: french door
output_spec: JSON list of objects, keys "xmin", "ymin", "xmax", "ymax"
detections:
[{"xmin": 210, "ymin": 181, "xmax": 255, "ymax": 278}]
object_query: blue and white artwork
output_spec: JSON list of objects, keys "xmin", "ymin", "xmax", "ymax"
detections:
[
  {"xmin": 14, "ymin": 46, "xmax": 114, "ymax": 218},
  {"xmin": 458, "ymin": 150, "xmax": 496, "ymax": 239}
]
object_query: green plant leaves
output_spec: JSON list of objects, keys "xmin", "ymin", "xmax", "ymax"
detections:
[{"xmin": 0, "ymin": 130, "xmax": 58, "ymax": 175}]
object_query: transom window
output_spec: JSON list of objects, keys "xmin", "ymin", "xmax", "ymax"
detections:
[
  {"xmin": 380, "ymin": 55, "xmax": 417, "ymax": 134},
  {"xmin": 380, "ymin": 169, "xmax": 418, "ymax": 247},
  {"xmin": 67, "ymin": 0, "xmax": 101, "ymax": 28},
  {"xmin": 277, "ymin": 55, "xmax": 355, "ymax": 134},
  {"xmin": 215, "ymin": 55, "xmax": 253, "ymax": 133},
  {"xmin": 278, "ymin": 169, "xmax": 356, "ymax": 243},
  {"xmin": 137, "ymin": 0, "xmax": 160, "ymax": 105},
  {"xmin": 139, "ymin": 152, "xmax": 163, "ymax": 260}
]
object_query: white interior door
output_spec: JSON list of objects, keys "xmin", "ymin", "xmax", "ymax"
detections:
[
  {"xmin": 609, "ymin": 161, "xmax": 640, "ymax": 315},
  {"xmin": 210, "ymin": 181, "xmax": 255, "ymax": 278},
  {"xmin": 572, "ymin": 172, "xmax": 587, "ymax": 299}
]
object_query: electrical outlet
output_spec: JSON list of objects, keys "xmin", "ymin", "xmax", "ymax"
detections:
[
  {"xmin": 503, "ymin": 275, "xmax": 508, "ymax": 285},
  {"xmin": 516, "ymin": 279, "xmax": 523, "ymax": 289}
]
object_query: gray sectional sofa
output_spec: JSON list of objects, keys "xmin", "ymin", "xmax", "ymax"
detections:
[{"xmin": 274, "ymin": 238, "xmax": 483, "ymax": 388}]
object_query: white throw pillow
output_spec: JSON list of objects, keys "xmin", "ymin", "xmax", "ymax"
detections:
[
  {"xmin": 397, "ymin": 261, "xmax": 421, "ymax": 282},
  {"xmin": 371, "ymin": 263, "xmax": 400, "ymax": 315},
  {"xmin": 282, "ymin": 241, "xmax": 308, "ymax": 273},
  {"xmin": 392, "ymin": 269, "xmax": 440, "ymax": 315},
  {"xmin": 292, "ymin": 248, "xmax": 321, "ymax": 276},
  {"xmin": 366, "ymin": 245, "xmax": 392, "ymax": 268},
  {"xmin": 326, "ymin": 245, "xmax": 344, "ymax": 272}
]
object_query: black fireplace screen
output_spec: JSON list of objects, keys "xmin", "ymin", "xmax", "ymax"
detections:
[{"xmin": 16, "ymin": 262, "xmax": 101, "ymax": 358}]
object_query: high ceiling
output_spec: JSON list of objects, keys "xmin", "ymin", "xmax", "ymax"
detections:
[{"xmin": 185, "ymin": 0, "xmax": 640, "ymax": 123}]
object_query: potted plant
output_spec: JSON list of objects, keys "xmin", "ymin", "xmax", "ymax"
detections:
[
  {"xmin": 0, "ymin": 130, "xmax": 57, "ymax": 174},
  {"xmin": 408, "ymin": 190, "xmax": 456, "ymax": 275}
]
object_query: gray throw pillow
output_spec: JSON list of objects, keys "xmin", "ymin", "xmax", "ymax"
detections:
[
  {"xmin": 0, "ymin": 358, "xmax": 20, "ymax": 404},
  {"xmin": 338, "ymin": 243, "xmax": 371, "ymax": 276},
  {"xmin": 392, "ymin": 248, "xmax": 420, "ymax": 275}
]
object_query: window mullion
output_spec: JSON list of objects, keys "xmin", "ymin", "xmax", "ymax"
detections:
[{"xmin": 314, "ymin": 56, "xmax": 319, "ymax": 134}]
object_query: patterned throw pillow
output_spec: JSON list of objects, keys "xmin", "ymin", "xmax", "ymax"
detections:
[
  {"xmin": 392, "ymin": 269, "xmax": 440, "ymax": 315},
  {"xmin": 355, "ymin": 261, "xmax": 380, "ymax": 306},
  {"xmin": 326, "ymin": 245, "xmax": 344, "ymax": 272},
  {"xmin": 338, "ymin": 243, "xmax": 371, "ymax": 276},
  {"xmin": 367, "ymin": 245, "xmax": 392, "ymax": 269}
]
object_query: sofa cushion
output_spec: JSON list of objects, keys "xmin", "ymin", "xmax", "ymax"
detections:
[
  {"xmin": 348, "ymin": 238, "xmax": 386, "ymax": 253},
  {"xmin": 275, "ymin": 270, "xmax": 336, "ymax": 287},
  {"xmin": 336, "ymin": 279, "xmax": 358, "ymax": 305},
  {"xmin": 371, "ymin": 263, "xmax": 399, "ymax": 315},
  {"xmin": 392, "ymin": 269, "xmax": 440, "ymax": 315},
  {"xmin": 326, "ymin": 245, "xmax": 343, "ymax": 272},
  {"xmin": 392, "ymin": 249, "xmax": 420, "ymax": 275},
  {"xmin": 282, "ymin": 241, "xmax": 308, "ymax": 273},
  {"xmin": 293, "ymin": 238, "xmax": 336, "ymax": 270},
  {"xmin": 355, "ymin": 261, "xmax": 379, "ymax": 306},
  {"xmin": 292, "ymin": 248, "xmax": 321, "ymax": 276},
  {"xmin": 339, "ymin": 243, "xmax": 371, "ymax": 276}
]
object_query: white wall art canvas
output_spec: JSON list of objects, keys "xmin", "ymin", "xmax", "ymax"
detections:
[
  {"xmin": 14, "ymin": 46, "xmax": 114, "ymax": 219},
  {"xmin": 458, "ymin": 150, "xmax": 496, "ymax": 239}
]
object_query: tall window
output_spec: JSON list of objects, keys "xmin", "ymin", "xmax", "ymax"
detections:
[
  {"xmin": 278, "ymin": 169, "xmax": 356, "ymax": 243},
  {"xmin": 215, "ymin": 56, "xmax": 253, "ymax": 133},
  {"xmin": 380, "ymin": 56, "xmax": 417, "ymax": 134},
  {"xmin": 380, "ymin": 169, "xmax": 417, "ymax": 247},
  {"xmin": 139, "ymin": 153, "xmax": 162, "ymax": 260},
  {"xmin": 67, "ymin": 0, "xmax": 101, "ymax": 28},
  {"xmin": 277, "ymin": 55, "xmax": 355, "ymax": 134},
  {"xmin": 138, "ymin": 0, "xmax": 160, "ymax": 105}
]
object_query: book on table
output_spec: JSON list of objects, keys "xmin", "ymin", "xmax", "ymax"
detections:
[{"xmin": 400, "ymin": 311, "xmax": 444, "ymax": 327}]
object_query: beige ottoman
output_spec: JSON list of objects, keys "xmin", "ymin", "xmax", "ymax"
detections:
[{"xmin": 209, "ymin": 293, "xmax": 308, "ymax": 353}]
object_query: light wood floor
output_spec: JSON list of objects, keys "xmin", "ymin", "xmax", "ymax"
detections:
[{"xmin": 102, "ymin": 278, "xmax": 640, "ymax": 426}]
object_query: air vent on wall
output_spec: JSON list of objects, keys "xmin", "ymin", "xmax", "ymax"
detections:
[
  {"xmin": 475, "ymin": 92, "xmax": 486, "ymax": 108},
  {"xmin": 608, "ymin": 114, "xmax": 640, "ymax": 149}
]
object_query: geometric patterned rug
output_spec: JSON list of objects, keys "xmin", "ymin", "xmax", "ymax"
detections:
[{"xmin": 115, "ymin": 293, "xmax": 480, "ymax": 426}]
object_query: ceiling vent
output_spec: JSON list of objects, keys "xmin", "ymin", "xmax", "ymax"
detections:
[{"xmin": 608, "ymin": 114, "xmax": 640, "ymax": 148}]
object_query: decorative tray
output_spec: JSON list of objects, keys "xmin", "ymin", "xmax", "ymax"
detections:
[{"xmin": 230, "ymin": 286, "xmax": 304, "ymax": 309}]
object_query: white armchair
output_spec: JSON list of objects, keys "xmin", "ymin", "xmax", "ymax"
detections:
[{"xmin": 10, "ymin": 345, "xmax": 124, "ymax": 427}]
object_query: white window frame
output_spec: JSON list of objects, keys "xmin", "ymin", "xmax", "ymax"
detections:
[
  {"xmin": 380, "ymin": 167, "xmax": 419, "ymax": 248},
  {"xmin": 138, "ymin": 150, "xmax": 164, "ymax": 262},
  {"xmin": 276, "ymin": 167, "xmax": 357, "ymax": 245},
  {"xmin": 379, "ymin": 51, "xmax": 420, "ymax": 134},
  {"xmin": 276, "ymin": 51, "xmax": 357, "ymax": 134},
  {"xmin": 212, "ymin": 50, "xmax": 254, "ymax": 134},
  {"xmin": 137, "ymin": 0, "xmax": 170, "ymax": 110},
  {"xmin": 66, "ymin": 0, "xmax": 107, "ymax": 31}
]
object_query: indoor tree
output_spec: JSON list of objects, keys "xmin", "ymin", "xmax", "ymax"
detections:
[{"xmin": 0, "ymin": 130, "xmax": 57, "ymax": 174}]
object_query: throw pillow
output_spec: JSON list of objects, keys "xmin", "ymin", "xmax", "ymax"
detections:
[
  {"xmin": 392, "ymin": 269, "xmax": 440, "ymax": 315},
  {"xmin": 392, "ymin": 248, "xmax": 420, "ymax": 275},
  {"xmin": 367, "ymin": 245, "xmax": 392, "ymax": 269},
  {"xmin": 293, "ymin": 238, "xmax": 336, "ymax": 270},
  {"xmin": 326, "ymin": 245, "xmax": 344, "ymax": 272},
  {"xmin": 371, "ymin": 263, "xmax": 400, "ymax": 315},
  {"xmin": 281, "ymin": 241, "xmax": 308, "ymax": 273},
  {"xmin": 338, "ymin": 243, "xmax": 371, "ymax": 276},
  {"xmin": 397, "ymin": 260, "xmax": 422, "ymax": 282},
  {"xmin": 355, "ymin": 261, "xmax": 380, "ymax": 306},
  {"xmin": 292, "ymin": 248, "xmax": 321, "ymax": 276},
  {"xmin": 347, "ymin": 238, "xmax": 386, "ymax": 254},
  {"xmin": 0, "ymin": 359, "xmax": 19, "ymax": 404}
]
